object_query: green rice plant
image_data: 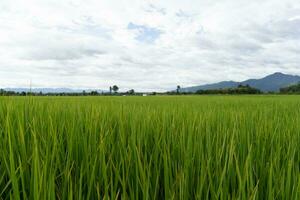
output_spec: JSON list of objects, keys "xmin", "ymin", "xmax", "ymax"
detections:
[{"xmin": 0, "ymin": 95, "xmax": 299, "ymax": 199}]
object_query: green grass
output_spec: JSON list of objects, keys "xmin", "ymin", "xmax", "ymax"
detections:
[{"xmin": 0, "ymin": 95, "xmax": 300, "ymax": 199}]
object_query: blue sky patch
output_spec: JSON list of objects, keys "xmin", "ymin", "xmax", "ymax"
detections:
[{"xmin": 128, "ymin": 22, "xmax": 162, "ymax": 43}]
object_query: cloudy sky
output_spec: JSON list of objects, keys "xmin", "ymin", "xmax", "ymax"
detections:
[{"xmin": 0, "ymin": 0, "xmax": 300, "ymax": 91}]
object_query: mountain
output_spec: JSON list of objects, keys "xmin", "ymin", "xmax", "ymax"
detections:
[
  {"xmin": 3, "ymin": 88, "xmax": 105, "ymax": 94},
  {"xmin": 180, "ymin": 72, "xmax": 300, "ymax": 93},
  {"xmin": 180, "ymin": 81, "xmax": 239, "ymax": 93}
]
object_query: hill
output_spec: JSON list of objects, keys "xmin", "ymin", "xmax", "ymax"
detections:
[
  {"xmin": 180, "ymin": 72, "xmax": 300, "ymax": 93},
  {"xmin": 280, "ymin": 83, "xmax": 300, "ymax": 93}
]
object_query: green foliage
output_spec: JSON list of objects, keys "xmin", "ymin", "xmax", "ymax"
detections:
[
  {"xmin": 196, "ymin": 85, "xmax": 262, "ymax": 95},
  {"xmin": 0, "ymin": 96, "xmax": 300, "ymax": 199},
  {"xmin": 176, "ymin": 85, "xmax": 181, "ymax": 94},
  {"xmin": 127, "ymin": 89, "xmax": 135, "ymax": 95},
  {"xmin": 280, "ymin": 82, "xmax": 300, "ymax": 94},
  {"xmin": 112, "ymin": 85, "xmax": 119, "ymax": 93}
]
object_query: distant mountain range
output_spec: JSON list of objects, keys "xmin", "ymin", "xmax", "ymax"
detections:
[
  {"xmin": 180, "ymin": 72, "xmax": 300, "ymax": 93},
  {"xmin": 3, "ymin": 88, "xmax": 104, "ymax": 94},
  {"xmin": 3, "ymin": 72, "xmax": 300, "ymax": 94}
]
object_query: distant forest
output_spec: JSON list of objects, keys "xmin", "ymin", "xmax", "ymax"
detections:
[
  {"xmin": 280, "ymin": 83, "xmax": 300, "ymax": 94},
  {"xmin": 1, "ymin": 83, "xmax": 300, "ymax": 96},
  {"xmin": 195, "ymin": 85, "xmax": 262, "ymax": 95}
]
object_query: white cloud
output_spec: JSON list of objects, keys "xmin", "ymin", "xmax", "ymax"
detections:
[{"xmin": 0, "ymin": 0, "xmax": 300, "ymax": 91}]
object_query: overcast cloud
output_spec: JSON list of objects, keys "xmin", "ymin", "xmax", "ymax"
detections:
[{"xmin": 0, "ymin": 0, "xmax": 300, "ymax": 91}]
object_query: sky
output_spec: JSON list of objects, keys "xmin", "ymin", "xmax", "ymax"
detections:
[{"xmin": 0, "ymin": 0, "xmax": 300, "ymax": 92}]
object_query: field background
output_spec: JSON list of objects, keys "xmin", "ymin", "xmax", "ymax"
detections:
[{"xmin": 0, "ymin": 96, "xmax": 300, "ymax": 199}]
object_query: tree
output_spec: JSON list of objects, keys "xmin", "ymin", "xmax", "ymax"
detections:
[
  {"xmin": 127, "ymin": 89, "xmax": 135, "ymax": 95},
  {"xmin": 109, "ymin": 86, "xmax": 112, "ymax": 94},
  {"xmin": 280, "ymin": 82, "xmax": 300, "ymax": 94},
  {"xmin": 112, "ymin": 85, "xmax": 119, "ymax": 93},
  {"xmin": 196, "ymin": 85, "xmax": 261, "ymax": 95},
  {"xmin": 91, "ymin": 91, "xmax": 98, "ymax": 96},
  {"xmin": 176, "ymin": 85, "xmax": 181, "ymax": 94}
]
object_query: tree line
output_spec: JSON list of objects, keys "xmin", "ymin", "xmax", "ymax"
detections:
[
  {"xmin": 280, "ymin": 82, "xmax": 300, "ymax": 94},
  {"xmin": 0, "ymin": 86, "xmax": 149, "ymax": 96},
  {"xmin": 196, "ymin": 84, "xmax": 262, "ymax": 95},
  {"xmin": 2, "ymin": 82, "xmax": 300, "ymax": 96}
]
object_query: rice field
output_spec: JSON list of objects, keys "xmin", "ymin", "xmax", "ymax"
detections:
[{"xmin": 0, "ymin": 95, "xmax": 300, "ymax": 199}]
